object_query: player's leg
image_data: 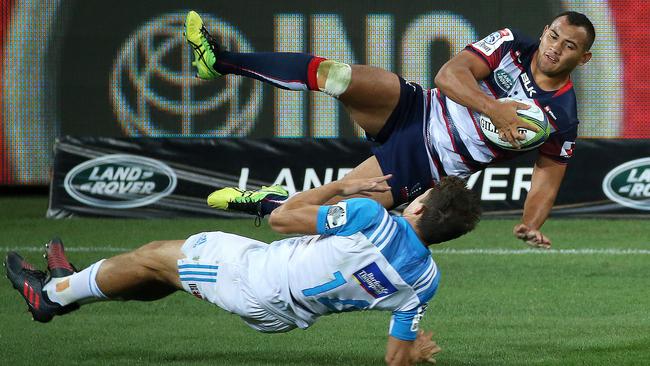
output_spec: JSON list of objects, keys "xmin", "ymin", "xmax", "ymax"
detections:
[
  {"xmin": 324, "ymin": 155, "xmax": 394, "ymax": 207},
  {"xmin": 185, "ymin": 11, "xmax": 400, "ymax": 135},
  {"xmin": 337, "ymin": 65, "xmax": 401, "ymax": 137},
  {"xmin": 93, "ymin": 240, "xmax": 185, "ymax": 300},
  {"xmin": 4, "ymin": 238, "xmax": 185, "ymax": 322}
]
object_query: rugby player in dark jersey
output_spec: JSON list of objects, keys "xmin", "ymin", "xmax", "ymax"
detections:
[{"xmin": 185, "ymin": 11, "xmax": 594, "ymax": 248}]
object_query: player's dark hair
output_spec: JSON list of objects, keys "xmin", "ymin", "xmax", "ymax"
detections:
[
  {"xmin": 553, "ymin": 11, "xmax": 595, "ymax": 50},
  {"xmin": 416, "ymin": 176, "xmax": 481, "ymax": 245}
]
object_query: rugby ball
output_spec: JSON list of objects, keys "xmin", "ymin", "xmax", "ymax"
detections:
[{"xmin": 479, "ymin": 98, "xmax": 550, "ymax": 151}]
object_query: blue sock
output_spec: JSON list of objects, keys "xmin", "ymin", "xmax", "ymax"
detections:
[{"xmin": 214, "ymin": 51, "xmax": 326, "ymax": 91}]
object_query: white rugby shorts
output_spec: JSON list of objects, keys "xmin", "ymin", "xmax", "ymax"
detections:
[{"xmin": 177, "ymin": 231, "xmax": 296, "ymax": 333}]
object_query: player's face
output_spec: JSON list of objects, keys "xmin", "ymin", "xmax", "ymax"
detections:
[{"xmin": 536, "ymin": 16, "xmax": 592, "ymax": 77}]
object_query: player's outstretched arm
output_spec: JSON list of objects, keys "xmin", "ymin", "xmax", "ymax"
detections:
[
  {"xmin": 268, "ymin": 175, "xmax": 391, "ymax": 234},
  {"xmin": 516, "ymin": 154, "xmax": 567, "ymax": 248},
  {"xmin": 385, "ymin": 330, "xmax": 441, "ymax": 366}
]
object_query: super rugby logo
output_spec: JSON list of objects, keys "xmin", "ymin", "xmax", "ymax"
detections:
[
  {"xmin": 326, "ymin": 202, "xmax": 347, "ymax": 229},
  {"xmin": 64, "ymin": 154, "xmax": 177, "ymax": 209},
  {"xmin": 602, "ymin": 158, "xmax": 650, "ymax": 211},
  {"xmin": 472, "ymin": 28, "xmax": 513, "ymax": 56}
]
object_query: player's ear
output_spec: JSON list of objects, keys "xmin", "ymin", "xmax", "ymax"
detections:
[
  {"xmin": 579, "ymin": 51, "xmax": 592, "ymax": 66},
  {"xmin": 539, "ymin": 25, "xmax": 549, "ymax": 41},
  {"xmin": 412, "ymin": 203, "xmax": 425, "ymax": 215}
]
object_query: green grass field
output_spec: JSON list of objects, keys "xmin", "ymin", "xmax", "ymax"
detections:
[{"xmin": 1, "ymin": 196, "xmax": 649, "ymax": 365}]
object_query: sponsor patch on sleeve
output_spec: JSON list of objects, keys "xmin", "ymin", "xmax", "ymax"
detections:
[
  {"xmin": 325, "ymin": 202, "xmax": 347, "ymax": 230},
  {"xmin": 471, "ymin": 28, "xmax": 514, "ymax": 56},
  {"xmin": 353, "ymin": 262, "xmax": 398, "ymax": 298}
]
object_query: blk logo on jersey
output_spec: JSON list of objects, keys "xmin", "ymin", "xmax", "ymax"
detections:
[
  {"xmin": 353, "ymin": 262, "xmax": 397, "ymax": 298},
  {"xmin": 520, "ymin": 73, "xmax": 536, "ymax": 97}
]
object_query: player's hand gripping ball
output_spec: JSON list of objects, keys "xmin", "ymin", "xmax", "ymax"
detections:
[{"xmin": 480, "ymin": 98, "xmax": 550, "ymax": 151}]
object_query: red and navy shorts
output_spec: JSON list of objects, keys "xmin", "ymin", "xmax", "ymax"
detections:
[{"xmin": 368, "ymin": 77, "xmax": 439, "ymax": 207}]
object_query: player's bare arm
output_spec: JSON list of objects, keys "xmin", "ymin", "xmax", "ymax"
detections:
[
  {"xmin": 269, "ymin": 175, "xmax": 392, "ymax": 234},
  {"xmin": 385, "ymin": 330, "xmax": 441, "ymax": 366},
  {"xmin": 515, "ymin": 154, "xmax": 567, "ymax": 248},
  {"xmin": 435, "ymin": 50, "xmax": 539, "ymax": 148}
]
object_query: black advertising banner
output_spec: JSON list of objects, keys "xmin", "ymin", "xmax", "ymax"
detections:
[
  {"xmin": 48, "ymin": 137, "xmax": 372, "ymax": 218},
  {"xmin": 49, "ymin": 137, "xmax": 650, "ymax": 218}
]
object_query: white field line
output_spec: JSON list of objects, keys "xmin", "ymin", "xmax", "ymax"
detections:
[
  {"xmin": 1, "ymin": 247, "xmax": 649, "ymax": 255},
  {"xmin": 429, "ymin": 248, "xmax": 650, "ymax": 255}
]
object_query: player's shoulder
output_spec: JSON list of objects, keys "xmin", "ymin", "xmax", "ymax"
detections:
[
  {"xmin": 342, "ymin": 197, "xmax": 385, "ymax": 218},
  {"xmin": 468, "ymin": 27, "xmax": 537, "ymax": 62},
  {"xmin": 537, "ymin": 82, "xmax": 579, "ymax": 131},
  {"xmin": 508, "ymin": 28, "xmax": 536, "ymax": 45},
  {"xmin": 318, "ymin": 198, "xmax": 387, "ymax": 235}
]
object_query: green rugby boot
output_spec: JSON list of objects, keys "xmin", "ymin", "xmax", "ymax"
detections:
[
  {"xmin": 207, "ymin": 185, "xmax": 289, "ymax": 218},
  {"xmin": 185, "ymin": 11, "xmax": 221, "ymax": 80}
]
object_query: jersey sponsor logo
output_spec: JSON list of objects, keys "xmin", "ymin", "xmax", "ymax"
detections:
[
  {"xmin": 560, "ymin": 141, "xmax": 575, "ymax": 158},
  {"xmin": 602, "ymin": 158, "xmax": 650, "ymax": 211},
  {"xmin": 494, "ymin": 69, "xmax": 514, "ymax": 92},
  {"xmin": 63, "ymin": 154, "xmax": 177, "ymax": 209},
  {"xmin": 520, "ymin": 73, "xmax": 537, "ymax": 97},
  {"xmin": 326, "ymin": 202, "xmax": 347, "ymax": 229},
  {"xmin": 472, "ymin": 28, "xmax": 514, "ymax": 56},
  {"xmin": 353, "ymin": 262, "xmax": 398, "ymax": 298}
]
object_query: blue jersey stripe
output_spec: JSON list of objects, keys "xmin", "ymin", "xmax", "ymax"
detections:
[
  {"xmin": 378, "ymin": 217, "xmax": 438, "ymax": 305},
  {"xmin": 412, "ymin": 260, "xmax": 435, "ymax": 289},
  {"xmin": 178, "ymin": 264, "xmax": 219, "ymax": 270},
  {"xmin": 415, "ymin": 271, "xmax": 441, "ymax": 303},
  {"xmin": 376, "ymin": 223, "xmax": 398, "ymax": 250},
  {"xmin": 414, "ymin": 265, "xmax": 437, "ymax": 292},
  {"xmin": 368, "ymin": 211, "xmax": 390, "ymax": 242},
  {"xmin": 178, "ymin": 271, "xmax": 218, "ymax": 277},
  {"xmin": 372, "ymin": 218, "xmax": 395, "ymax": 247},
  {"xmin": 180, "ymin": 277, "xmax": 217, "ymax": 283}
]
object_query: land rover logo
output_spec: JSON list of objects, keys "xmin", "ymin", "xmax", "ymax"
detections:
[
  {"xmin": 494, "ymin": 69, "xmax": 514, "ymax": 92},
  {"xmin": 602, "ymin": 157, "xmax": 650, "ymax": 211},
  {"xmin": 64, "ymin": 155, "xmax": 177, "ymax": 209}
]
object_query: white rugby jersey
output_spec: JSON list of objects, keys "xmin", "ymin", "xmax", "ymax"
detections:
[
  {"xmin": 426, "ymin": 28, "xmax": 580, "ymax": 181},
  {"xmin": 247, "ymin": 198, "xmax": 439, "ymax": 341}
]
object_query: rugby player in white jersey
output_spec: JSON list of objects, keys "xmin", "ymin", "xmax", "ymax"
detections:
[
  {"xmin": 185, "ymin": 11, "xmax": 594, "ymax": 249},
  {"xmin": 5, "ymin": 175, "xmax": 480, "ymax": 366}
]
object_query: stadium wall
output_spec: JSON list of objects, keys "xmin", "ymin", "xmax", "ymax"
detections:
[{"xmin": 1, "ymin": 0, "xmax": 648, "ymax": 186}]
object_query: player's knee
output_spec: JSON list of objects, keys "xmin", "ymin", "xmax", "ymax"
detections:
[
  {"xmin": 317, "ymin": 60, "xmax": 352, "ymax": 98},
  {"xmin": 131, "ymin": 241, "xmax": 173, "ymax": 278}
]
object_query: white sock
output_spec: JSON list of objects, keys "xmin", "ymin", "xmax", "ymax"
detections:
[{"xmin": 44, "ymin": 259, "xmax": 108, "ymax": 306}]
